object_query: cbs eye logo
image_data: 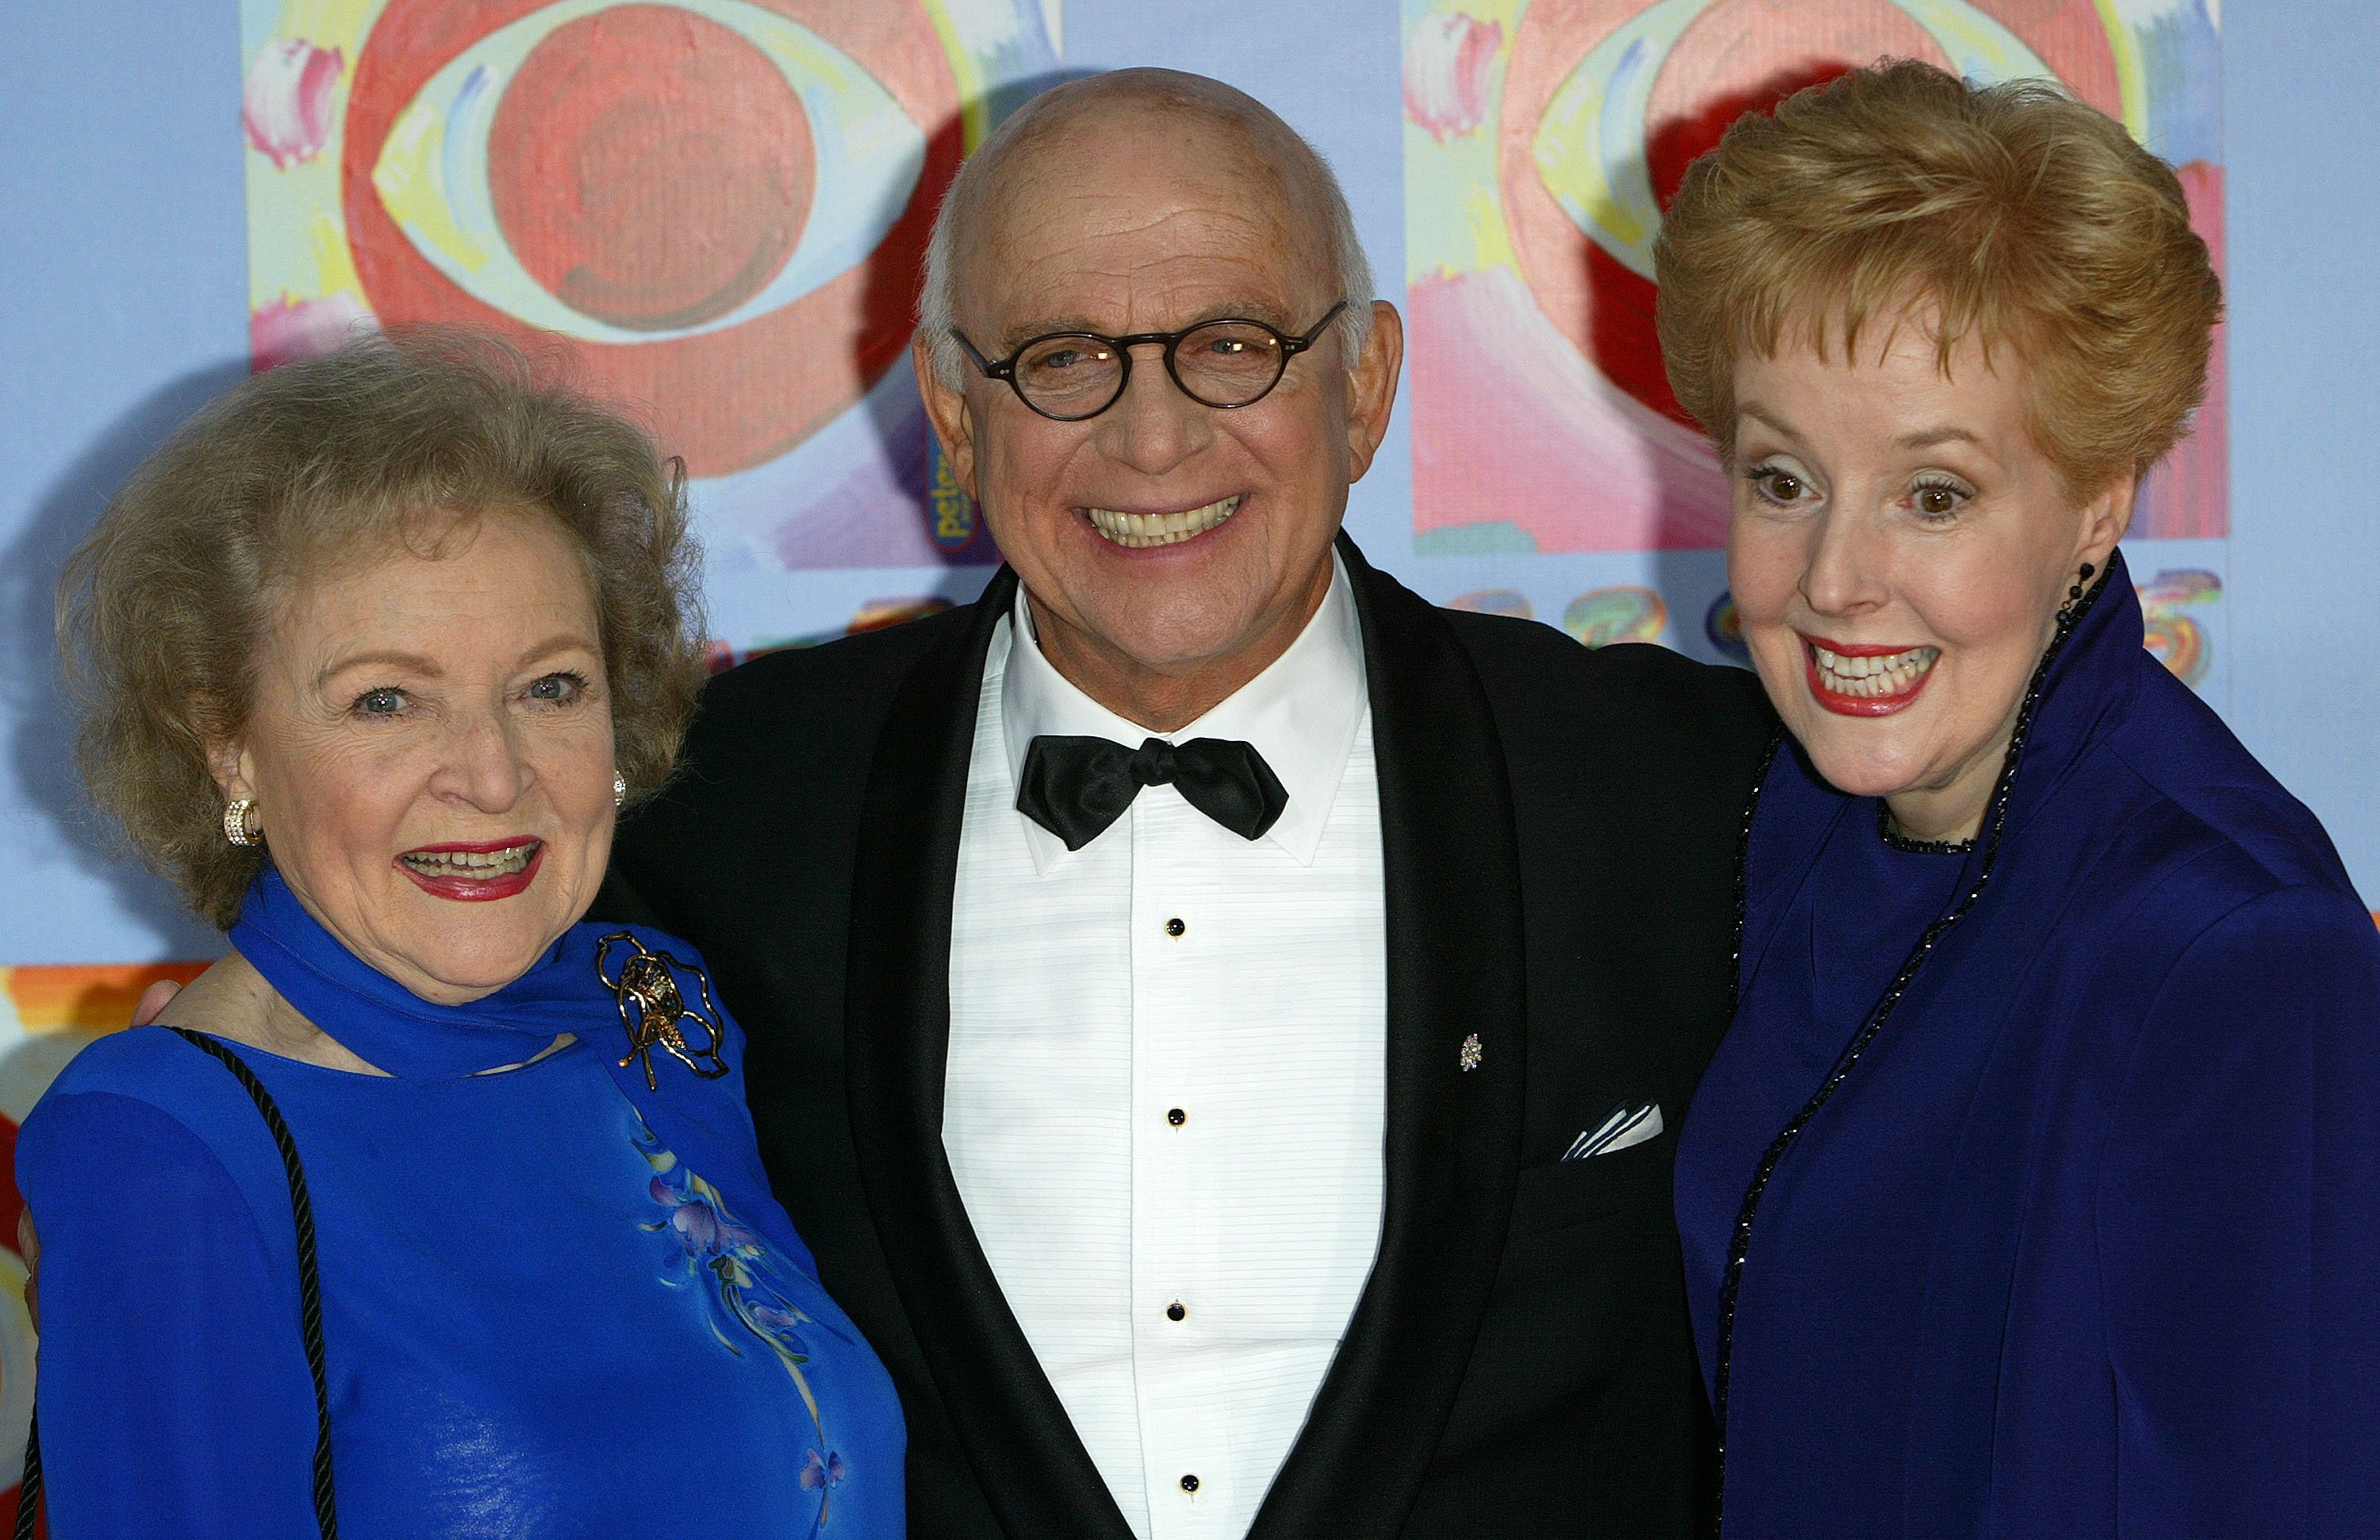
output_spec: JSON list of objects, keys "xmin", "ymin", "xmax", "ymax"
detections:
[
  {"xmin": 1494, "ymin": 0, "xmax": 2111, "ymax": 429},
  {"xmin": 340, "ymin": 0, "xmax": 965, "ymax": 477}
]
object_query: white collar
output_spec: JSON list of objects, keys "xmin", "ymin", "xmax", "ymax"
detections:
[{"xmin": 994, "ymin": 550, "xmax": 1369, "ymax": 874}]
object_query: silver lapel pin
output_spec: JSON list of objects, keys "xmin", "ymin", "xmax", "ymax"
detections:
[{"xmin": 1459, "ymin": 1033, "xmax": 1483, "ymax": 1072}]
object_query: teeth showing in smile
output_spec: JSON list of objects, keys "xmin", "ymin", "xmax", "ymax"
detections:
[
  {"xmin": 401, "ymin": 843, "xmax": 536, "ymax": 881},
  {"xmin": 1084, "ymin": 495, "xmax": 1242, "ymax": 548},
  {"xmin": 1811, "ymin": 643, "xmax": 1940, "ymax": 698}
]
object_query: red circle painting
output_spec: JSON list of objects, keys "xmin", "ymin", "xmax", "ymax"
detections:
[
  {"xmin": 488, "ymin": 6, "xmax": 819, "ymax": 332},
  {"xmin": 1497, "ymin": 0, "xmax": 2121, "ymax": 428},
  {"xmin": 343, "ymin": 0, "xmax": 963, "ymax": 476}
]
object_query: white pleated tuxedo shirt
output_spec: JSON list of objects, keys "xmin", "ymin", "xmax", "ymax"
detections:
[{"xmin": 944, "ymin": 555, "xmax": 1388, "ymax": 1540}]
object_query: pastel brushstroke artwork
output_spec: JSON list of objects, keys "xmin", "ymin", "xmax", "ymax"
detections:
[
  {"xmin": 243, "ymin": 38, "xmax": 344, "ymax": 169},
  {"xmin": 1563, "ymin": 584, "xmax": 1666, "ymax": 647},
  {"xmin": 2137, "ymin": 567, "xmax": 2222, "ymax": 687},
  {"xmin": 241, "ymin": 0, "xmax": 1064, "ymax": 574},
  {"xmin": 1406, "ymin": 12, "xmax": 1503, "ymax": 140},
  {"xmin": 1402, "ymin": 0, "xmax": 2226, "ymax": 555},
  {"xmin": 249, "ymin": 290, "xmax": 374, "ymax": 370}
]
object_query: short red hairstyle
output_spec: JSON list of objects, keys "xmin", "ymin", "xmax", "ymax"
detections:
[{"xmin": 1655, "ymin": 60, "xmax": 2221, "ymax": 499}]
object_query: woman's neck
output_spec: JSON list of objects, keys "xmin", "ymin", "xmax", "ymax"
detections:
[
  {"xmin": 155, "ymin": 950, "xmax": 577, "ymax": 1076},
  {"xmin": 155, "ymin": 951, "xmax": 391, "ymax": 1074},
  {"xmin": 1881, "ymin": 782, "xmax": 1989, "ymax": 847}
]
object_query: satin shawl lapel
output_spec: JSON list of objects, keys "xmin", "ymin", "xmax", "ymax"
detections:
[
  {"xmin": 1250, "ymin": 536, "xmax": 1530, "ymax": 1539},
  {"xmin": 843, "ymin": 565, "xmax": 1135, "ymax": 1537}
]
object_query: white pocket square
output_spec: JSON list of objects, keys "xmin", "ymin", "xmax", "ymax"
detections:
[{"xmin": 1561, "ymin": 1101, "xmax": 1664, "ymax": 1162}]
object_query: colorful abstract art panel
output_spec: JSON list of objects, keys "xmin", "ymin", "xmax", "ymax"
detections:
[
  {"xmin": 244, "ymin": 0, "xmax": 1063, "ymax": 571},
  {"xmin": 1402, "ymin": 0, "xmax": 2225, "ymax": 557}
]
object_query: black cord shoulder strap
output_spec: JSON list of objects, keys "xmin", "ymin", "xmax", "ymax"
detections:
[{"xmin": 16, "ymin": 1029, "xmax": 339, "ymax": 1538}]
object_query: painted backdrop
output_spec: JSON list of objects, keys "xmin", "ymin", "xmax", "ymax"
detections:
[
  {"xmin": 247, "ymin": 0, "xmax": 1061, "ymax": 590},
  {"xmin": 1402, "ymin": 0, "xmax": 2226, "ymax": 681}
]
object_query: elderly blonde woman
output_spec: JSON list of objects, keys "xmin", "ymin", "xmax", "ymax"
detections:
[
  {"xmin": 18, "ymin": 334, "xmax": 901, "ymax": 1537},
  {"xmin": 1657, "ymin": 62, "xmax": 2380, "ymax": 1535}
]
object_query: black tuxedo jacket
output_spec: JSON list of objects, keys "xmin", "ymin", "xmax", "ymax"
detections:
[{"xmin": 597, "ymin": 536, "xmax": 1775, "ymax": 1538}]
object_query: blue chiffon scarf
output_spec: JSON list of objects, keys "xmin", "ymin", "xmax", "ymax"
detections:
[{"xmin": 225, "ymin": 866, "xmax": 818, "ymax": 1275}]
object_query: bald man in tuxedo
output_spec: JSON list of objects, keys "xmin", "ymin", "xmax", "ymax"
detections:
[{"xmin": 605, "ymin": 69, "xmax": 1774, "ymax": 1540}]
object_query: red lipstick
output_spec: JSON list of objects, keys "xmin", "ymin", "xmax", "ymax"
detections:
[
  {"xmin": 1799, "ymin": 633, "xmax": 1938, "ymax": 717},
  {"xmin": 396, "ymin": 839, "xmax": 543, "ymax": 902}
]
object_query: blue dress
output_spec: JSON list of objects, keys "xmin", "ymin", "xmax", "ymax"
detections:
[
  {"xmin": 1677, "ymin": 550, "xmax": 2380, "ymax": 1536},
  {"xmin": 17, "ymin": 872, "xmax": 904, "ymax": 1538}
]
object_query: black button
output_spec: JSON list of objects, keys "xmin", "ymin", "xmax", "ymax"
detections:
[
  {"xmin": 1180, "ymin": 1474, "xmax": 1200, "ymax": 1494},
  {"xmin": 1166, "ymin": 1301, "xmax": 1186, "ymax": 1321},
  {"xmin": 1166, "ymin": 917, "xmax": 1186, "ymax": 938},
  {"xmin": 1167, "ymin": 1108, "xmax": 1186, "ymax": 1127}
]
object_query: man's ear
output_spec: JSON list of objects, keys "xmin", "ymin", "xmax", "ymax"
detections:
[
  {"xmin": 913, "ymin": 332, "xmax": 980, "ymax": 502},
  {"xmin": 1343, "ymin": 300, "xmax": 1405, "ymax": 485}
]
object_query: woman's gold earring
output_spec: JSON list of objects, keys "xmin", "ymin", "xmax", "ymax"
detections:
[
  {"xmin": 612, "ymin": 774, "xmax": 628, "ymax": 811},
  {"xmin": 223, "ymin": 799, "xmax": 259, "ymax": 847}
]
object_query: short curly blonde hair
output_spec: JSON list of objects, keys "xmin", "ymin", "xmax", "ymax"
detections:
[
  {"xmin": 1654, "ymin": 60, "xmax": 2221, "ymax": 498},
  {"xmin": 57, "ymin": 329, "xmax": 708, "ymax": 928}
]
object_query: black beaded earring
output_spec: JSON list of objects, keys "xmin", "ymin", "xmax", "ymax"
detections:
[{"xmin": 2057, "ymin": 561, "xmax": 2098, "ymax": 628}]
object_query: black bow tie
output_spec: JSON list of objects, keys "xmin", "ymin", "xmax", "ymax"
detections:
[{"xmin": 1016, "ymin": 735, "xmax": 1289, "ymax": 852}]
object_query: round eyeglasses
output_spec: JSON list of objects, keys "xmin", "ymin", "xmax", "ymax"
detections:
[{"xmin": 951, "ymin": 300, "xmax": 1349, "ymax": 423}]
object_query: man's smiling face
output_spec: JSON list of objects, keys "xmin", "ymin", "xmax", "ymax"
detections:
[{"xmin": 918, "ymin": 88, "xmax": 1399, "ymax": 728}]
